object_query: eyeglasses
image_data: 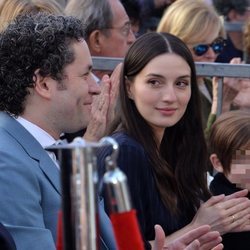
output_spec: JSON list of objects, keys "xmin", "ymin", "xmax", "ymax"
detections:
[
  {"xmin": 103, "ymin": 22, "xmax": 132, "ymax": 37},
  {"xmin": 192, "ymin": 38, "xmax": 226, "ymax": 56}
]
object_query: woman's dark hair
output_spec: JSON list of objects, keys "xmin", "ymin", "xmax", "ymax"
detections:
[
  {"xmin": 110, "ymin": 32, "xmax": 210, "ymax": 214},
  {"xmin": 0, "ymin": 12, "xmax": 85, "ymax": 116}
]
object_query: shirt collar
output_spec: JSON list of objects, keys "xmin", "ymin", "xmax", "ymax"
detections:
[{"xmin": 15, "ymin": 116, "xmax": 56, "ymax": 149}]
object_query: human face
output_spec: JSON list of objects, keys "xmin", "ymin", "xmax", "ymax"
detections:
[
  {"xmin": 234, "ymin": 7, "xmax": 250, "ymax": 22},
  {"xmin": 189, "ymin": 33, "xmax": 222, "ymax": 63},
  {"xmin": 192, "ymin": 38, "xmax": 226, "ymax": 57},
  {"xmin": 51, "ymin": 40, "xmax": 100, "ymax": 135},
  {"xmin": 100, "ymin": 0, "xmax": 136, "ymax": 57},
  {"xmin": 128, "ymin": 53, "xmax": 191, "ymax": 142},
  {"xmin": 227, "ymin": 148, "xmax": 250, "ymax": 191}
]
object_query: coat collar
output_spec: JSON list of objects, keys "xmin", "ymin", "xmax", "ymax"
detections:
[{"xmin": 0, "ymin": 112, "xmax": 61, "ymax": 195}]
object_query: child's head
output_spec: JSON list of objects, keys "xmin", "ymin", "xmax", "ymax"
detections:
[{"xmin": 209, "ymin": 110, "xmax": 250, "ymax": 189}]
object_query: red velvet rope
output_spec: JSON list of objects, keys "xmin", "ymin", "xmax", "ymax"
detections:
[
  {"xmin": 56, "ymin": 210, "xmax": 63, "ymax": 250},
  {"xmin": 110, "ymin": 209, "xmax": 144, "ymax": 250}
]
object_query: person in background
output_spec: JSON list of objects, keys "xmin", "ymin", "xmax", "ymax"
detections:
[
  {"xmin": 98, "ymin": 31, "xmax": 250, "ymax": 250},
  {"xmin": 64, "ymin": 0, "xmax": 133, "ymax": 141},
  {"xmin": 157, "ymin": 0, "xmax": 226, "ymax": 129},
  {"xmin": 120, "ymin": 0, "xmax": 142, "ymax": 36},
  {"xmin": 138, "ymin": 0, "xmax": 176, "ymax": 33},
  {"xmin": 212, "ymin": 14, "xmax": 250, "ymax": 114},
  {"xmin": 213, "ymin": 0, "xmax": 250, "ymax": 63},
  {"xmin": 204, "ymin": 17, "xmax": 250, "ymax": 134},
  {"xmin": 139, "ymin": 0, "xmax": 175, "ymax": 17},
  {"xmin": 209, "ymin": 110, "xmax": 250, "ymax": 250},
  {"xmin": 0, "ymin": 0, "xmax": 63, "ymax": 32},
  {"xmin": 65, "ymin": 0, "xmax": 135, "ymax": 79},
  {"xmin": 223, "ymin": 18, "xmax": 250, "ymax": 111},
  {"xmin": 215, "ymin": 57, "xmax": 250, "ymax": 112}
]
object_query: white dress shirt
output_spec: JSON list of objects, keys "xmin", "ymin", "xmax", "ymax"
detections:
[{"xmin": 16, "ymin": 116, "xmax": 60, "ymax": 168}]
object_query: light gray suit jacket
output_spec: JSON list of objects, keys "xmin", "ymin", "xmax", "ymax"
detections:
[{"xmin": 0, "ymin": 112, "xmax": 117, "ymax": 250}]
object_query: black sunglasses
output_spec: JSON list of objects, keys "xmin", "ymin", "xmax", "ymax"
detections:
[{"xmin": 193, "ymin": 38, "xmax": 226, "ymax": 56}]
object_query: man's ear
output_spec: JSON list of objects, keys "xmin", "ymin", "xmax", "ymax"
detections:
[
  {"xmin": 210, "ymin": 153, "xmax": 224, "ymax": 173},
  {"xmin": 33, "ymin": 69, "xmax": 53, "ymax": 100},
  {"xmin": 88, "ymin": 30, "xmax": 102, "ymax": 54}
]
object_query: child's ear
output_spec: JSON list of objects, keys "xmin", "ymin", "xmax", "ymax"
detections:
[{"xmin": 210, "ymin": 153, "xmax": 224, "ymax": 173}]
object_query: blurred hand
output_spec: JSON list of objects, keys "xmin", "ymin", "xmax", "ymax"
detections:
[
  {"xmin": 223, "ymin": 57, "xmax": 242, "ymax": 91},
  {"xmin": 233, "ymin": 78, "xmax": 250, "ymax": 109},
  {"xmin": 222, "ymin": 57, "xmax": 249, "ymax": 111},
  {"xmin": 212, "ymin": 74, "xmax": 237, "ymax": 113}
]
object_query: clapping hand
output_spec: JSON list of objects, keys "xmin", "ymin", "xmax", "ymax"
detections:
[{"xmin": 152, "ymin": 224, "xmax": 223, "ymax": 250}]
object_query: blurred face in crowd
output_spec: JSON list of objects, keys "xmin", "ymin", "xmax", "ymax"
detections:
[
  {"xmin": 231, "ymin": 7, "xmax": 250, "ymax": 22},
  {"xmin": 100, "ymin": 0, "xmax": 136, "ymax": 57},
  {"xmin": 188, "ymin": 30, "xmax": 224, "ymax": 63}
]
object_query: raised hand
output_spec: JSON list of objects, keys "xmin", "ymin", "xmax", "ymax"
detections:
[
  {"xmin": 233, "ymin": 78, "xmax": 250, "ymax": 109},
  {"xmin": 84, "ymin": 63, "xmax": 122, "ymax": 141},
  {"xmin": 84, "ymin": 74, "xmax": 111, "ymax": 141},
  {"xmin": 107, "ymin": 63, "xmax": 122, "ymax": 124}
]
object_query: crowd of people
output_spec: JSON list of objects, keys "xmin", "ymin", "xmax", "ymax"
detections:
[{"xmin": 0, "ymin": 0, "xmax": 249, "ymax": 250}]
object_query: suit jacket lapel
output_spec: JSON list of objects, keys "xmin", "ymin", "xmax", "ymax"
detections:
[{"xmin": 0, "ymin": 112, "xmax": 61, "ymax": 195}]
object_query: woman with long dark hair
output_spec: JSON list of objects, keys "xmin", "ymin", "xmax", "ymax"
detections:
[{"xmin": 98, "ymin": 32, "xmax": 250, "ymax": 249}]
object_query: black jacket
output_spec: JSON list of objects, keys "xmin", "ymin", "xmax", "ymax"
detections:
[{"xmin": 210, "ymin": 173, "xmax": 250, "ymax": 250}]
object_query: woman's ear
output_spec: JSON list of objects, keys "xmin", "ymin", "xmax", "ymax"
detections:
[
  {"xmin": 125, "ymin": 78, "xmax": 134, "ymax": 100},
  {"xmin": 210, "ymin": 153, "xmax": 224, "ymax": 173}
]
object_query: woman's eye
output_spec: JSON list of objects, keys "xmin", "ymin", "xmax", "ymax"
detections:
[
  {"xmin": 176, "ymin": 80, "xmax": 189, "ymax": 88},
  {"xmin": 148, "ymin": 80, "xmax": 161, "ymax": 86}
]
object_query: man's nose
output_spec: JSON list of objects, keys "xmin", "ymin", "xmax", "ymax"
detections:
[
  {"xmin": 127, "ymin": 28, "xmax": 136, "ymax": 45},
  {"xmin": 89, "ymin": 74, "xmax": 101, "ymax": 95}
]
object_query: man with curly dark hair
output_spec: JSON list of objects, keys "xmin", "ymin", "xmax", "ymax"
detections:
[{"xmin": 0, "ymin": 12, "xmax": 117, "ymax": 250}]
